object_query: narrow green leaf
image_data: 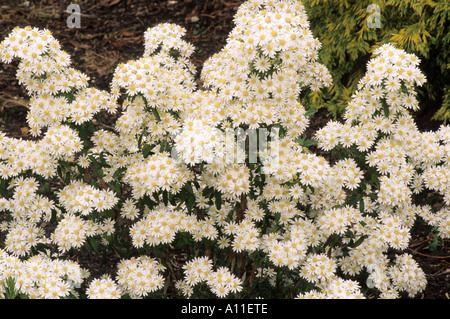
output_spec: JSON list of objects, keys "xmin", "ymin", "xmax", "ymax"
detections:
[
  {"xmin": 302, "ymin": 139, "xmax": 319, "ymax": 147},
  {"xmin": 215, "ymin": 191, "xmax": 222, "ymax": 210},
  {"xmin": 184, "ymin": 182, "xmax": 194, "ymax": 195},
  {"xmin": 143, "ymin": 144, "xmax": 155, "ymax": 158},
  {"xmin": 359, "ymin": 197, "xmax": 365, "ymax": 214},
  {"xmin": 350, "ymin": 235, "xmax": 368, "ymax": 248},
  {"xmin": 163, "ymin": 190, "xmax": 168, "ymax": 206},
  {"xmin": 186, "ymin": 194, "xmax": 195, "ymax": 213},
  {"xmin": 381, "ymin": 98, "xmax": 390, "ymax": 117},
  {"xmin": 295, "ymin": 136, "xmax": 318, "ymax": 147},
  {"xmin": 169, "ymin": 192, "xmax": 176, "ymax": 206},
  {"xmin": 429, "ymin": 232, "xmax": 439, "ymax": 252},
  {"xmin": 151, "ymin": 107, "xmax": 161, "ymax": 122},
  {"xmin": 88, "ymin": 237, "xmax": 98, "ymax": 252},
  {"xmin": 305, "ymin": 108, "xmax": 318, "ymax": 117},
  {"xmin": 113, "ymin": 167, "xmax": 127, "ymax": 180}
]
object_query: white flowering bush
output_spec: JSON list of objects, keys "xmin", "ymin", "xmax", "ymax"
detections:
[{"xmin": 0, "ymin": 0, "xmax": 448, "ymax": 299}]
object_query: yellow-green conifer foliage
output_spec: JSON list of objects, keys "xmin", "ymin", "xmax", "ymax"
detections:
[{"xmin": 302, "ymin": 0, "xmax": 449, "ymax": 123}]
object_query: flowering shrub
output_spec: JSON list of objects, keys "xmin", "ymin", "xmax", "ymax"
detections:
[{"xmin": 0, "ymin": 0, "xmax": 448, "ymax": 299}]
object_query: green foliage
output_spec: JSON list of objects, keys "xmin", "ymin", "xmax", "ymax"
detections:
[
  {"xmin": 3, "ymin": 277, "xmax": 28, "ymax": 299},
  {"xmin": 303, "ymin": 0, "xmax": 450, "ymax": 122}
]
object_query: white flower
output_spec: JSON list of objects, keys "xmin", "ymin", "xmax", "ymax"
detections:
[{"xmin": 174, "ymin": 118, "xmax": 225, "ymax": 165}]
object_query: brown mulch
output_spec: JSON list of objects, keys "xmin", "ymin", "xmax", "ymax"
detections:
[{"xmin": 0, "ymin": 0, "xmax": 449, "ymax": 299}]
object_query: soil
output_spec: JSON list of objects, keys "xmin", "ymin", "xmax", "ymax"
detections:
[{"xmin": 0, "ymin": 0, "xmax": 449, "ymax": 299}]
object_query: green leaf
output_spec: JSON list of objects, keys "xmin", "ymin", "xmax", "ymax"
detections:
[
  {"xmin": 400, "ymin": 82, "xmax": 409, "ymax": 94},
  {"xmin": 42, "ymin": 182, "xmax": 51, "ymax": 195},
  {"xmin": 137, "ymin": 134, "xmax": 143, "ymax": 149},
  {"xmin": 113, "ymin": 167, "xmax": 127, "ymax": 180},
  {"xmin": 349, "ymin": 235, "xmax": 368, "ymax": 248},
  {"xmin": 359, "ymin": 197, "xmax": 365, "ymax": 214},
  {"xmin": 86, "ymin": 120, "xmax": 96, "ymax": 133},
  {"xmin": 99, "ymin": 153, "xmax": 111, "ymax": 168},
  {"xmin": 151, "ymin": 107, "xmax": 161, "ymax": 122},
  {"xmin": 269, "ymin": 224, "xmax": 281, "ymax": 234},
  {"xmin": 160, "ymin": 140, "xmax": 168, "ymax": 153},
  {"xmin": 429, "ymin": 232, "xmax": 439, "ymax": 252},
  {"xmin": 0, "ymin": 179, "xmax": 8, "ymax": 196},
  {"xmin": 295, "ymin": 136, "xmax": 318, "ymax": 147},
  {"xmin": 202, "ymin": 186, "xmax": 214, "ymax": 198},
  {"xmin": 143, "ymin": 144, "xmax": 155, "ymax": 158},
  {"xmin": 168, "ymin": 192, "xmax": 176, "ymax": 206},
  {"xmin": 305, "ymin": 108, "xmax": 318, "ymax": 117},
  {"xmin": 215, "ymin": 191, "xmax": 222, "ymax": 210},
  {"xmin": 152, "ymin": 246, "xmax": 163, "ymax": 259},
  {"xmin": 184, "ymin": 182, "xmax": 194, "ymax": 195},
  {"xmin": 174, "ymin": 232, "xmax": 192, "ymax": 249},
  {"xmin": 381, "ymin": 98, "xmax": 390, "ymax": 117},
  {"xmin": 328, "ymin": 234, "xmax": 341, "ymax": 248},
  {"xmin": 102, "ymin": 209, "xmax": 115, "ymax": 219},
  {"xmin": 163, "ymin": 190, "xmax": 169, "ymax": 206},
  {"xmin": 303, "ymin": 139, "xmax": 318, "ymax": 147},
  {"xmin": 4, "ymin": 277, "xmax": 20, "ymax": 299},
  {"xmin": 114, "ymin": 182, "xmax": 121, "ymax": 196},
  {"xmin": 186, "ymin": 194, "xmax": 195, "ymax": 213},
  {"xmin": 88, "ymin": 237, "xmax": 98, "ymax": 252}
]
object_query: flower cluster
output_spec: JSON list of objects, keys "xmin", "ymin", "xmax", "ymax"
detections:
[
  {"xmin": 0, "ymin": 26, "xmax": 117, "ymax": 136},
  {"xmin": 27, "ymin": 88, "xmax": 117, "ymax": 135},
  {"xmin": 57, "ymin": 180, "xmax": 118, "ymax": 216},
  {"xmin": 0, "ymin": 177, "xmax": 54, "ymax": 256},
  {"xmin": 297, "ymin": 277, "xmax": 364, "ymax": 299},
  {"xmin": 261, "ymin": 224, "xmax": 308, "ymax": 269},
  {"xmin": 176, "ymin": 257, "xmax": 242, "ymax": 298},
  {"xmin": 201, "ymin": 0, "xmax": 331, "ymax": 136},
  {"xmin": 86, "ymin": 275, "xmax": 123, "ymax": 299},
  {"xmin": 0, "ymin": 249, "xmax": 88, "ymax": 299},
  {"xmin": 123, "ymin": 152, "xmax": 191, "ymax": 199},
  {"xmin": 111, "ymin": 23, "xmax": 198, "ymax": 145},
  {"xmin": 317, "ymin": 45, "xmax": 450, "ymax": 230},
  {"xmin": 0, "ymin": 125, "xmax": 82, "ymax": 179},
  {"xmin": 312, "ymin": 43, "xmax": 447, "ymax": 296},
  {"xmin": 0, "ymin": 27, "xmax": 83, "ymax": 95},
  {"xmin": 52, "ymin": 214, "xmax": 95, "ymax": 253},
  {"xmin": 116, "ymin": 256, "xmax": 165, "ymax": 298},
  {"xmin": 129, "ymin": 204, "xmax": 210, "ymax": 247}
]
